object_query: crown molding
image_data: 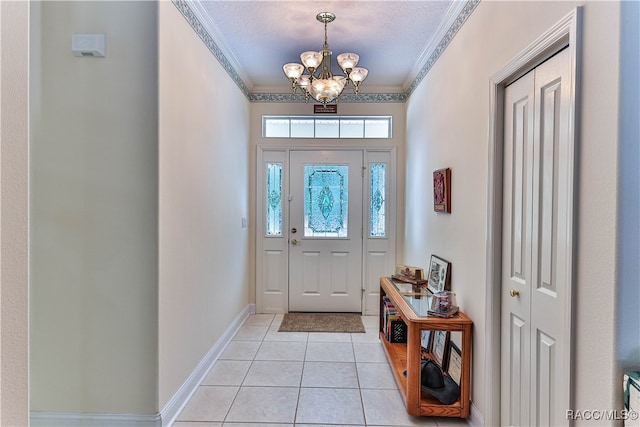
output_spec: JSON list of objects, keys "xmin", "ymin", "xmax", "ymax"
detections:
[
  {"xmin": 187, "ymin": 0, "xmax": 253, "ymax": 90},
  {"xmin": 404, "ymin": 0, "xmax": 474, "ymax": 90},
  {"xmin": 174, "ymin": 0, "xmax": 480, "ymax": 104},
  {"xmin": 406, "ymin": 0, "xmax": 481, "ymax": 96},
  {"xmin": 172, "ymin": 0, "xmax": 252, "ymax": 99}
]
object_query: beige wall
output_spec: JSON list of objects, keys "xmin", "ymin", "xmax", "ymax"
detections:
[
  {"xmin": 405, "ymin": 1, "xmax": 626, "ymax": 423},
  {"xmin": 158, "ymin": 2, "xmax": 252, "ymax": 409},
  {"xmin": 0, "ymin": 1, "xmax": 30, "ymax": 425},
  {"xmin": 30, "ymin": 1, "xmax": 159, "ymax": 415},
  {"xmin": 29, "ymin": 0, "xmax": 253, "ymax": 417}
]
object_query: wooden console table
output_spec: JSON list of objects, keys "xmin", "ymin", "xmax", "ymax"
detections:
[{"xmin": 379, "ymin": 276, "xmax": 472, "ymax": 418}]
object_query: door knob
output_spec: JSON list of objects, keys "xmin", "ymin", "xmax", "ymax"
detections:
[
  {"xmin": 509, "ymin": 289, "xmax": 520, "ymax": 297},
  {"xmin": 291, "ymin": 239, "xmax": 299, "ymax": 245}
]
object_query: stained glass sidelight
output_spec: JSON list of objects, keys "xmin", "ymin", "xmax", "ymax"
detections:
[
  {"xmin": 304, "ymin": 164, "xmax": 349, "ymax": 237},
  {"xmin": 370, "ymin": 163, "xmax": 386, "ymax": 237},
  {"xmin": 266, "ymin": 163, "xmax": 283, "ymax": 236}
]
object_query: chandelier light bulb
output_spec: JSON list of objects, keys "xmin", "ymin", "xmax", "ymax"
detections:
[
  {"xmin": 300, "ymin": 51, "xmax": 323, "ymax": 70},
  {"xmin": 337, "ymin": 53, "xmax": 359, "ymax": 71},
  {"xmin": 283, "ymin": 63, "xmax": 304, "ymax": 80},
  {"xmin": 349, "ymin": 67, "xmax": 369, "ymax": 83},
  {"xmin": 298, "ymin": 75, "xmax": 311, "ymax": 89},
  {"xmin": 309, "ymin": 77, "xmax": 346, "ymax": 104}
]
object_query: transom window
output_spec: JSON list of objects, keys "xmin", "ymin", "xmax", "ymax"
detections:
[{"xmin": 263, "ymin": 116, "xmax": 392, "ymax": 138}]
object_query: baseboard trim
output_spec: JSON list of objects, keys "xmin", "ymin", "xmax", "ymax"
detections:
[
  {"xmin": 467, "ymin": 401, "xmax": 484, "ymax": 427},
  {"xmin": 30, "ymin": 411, "xmax": 161, "ymax": 426},
  {"xmin": 30, "ymin": 304, "xmax": 254, "ymax": 427},
  {"xmin": 159, "ymin": 303, "xmax": 253, "ymax": 426}
]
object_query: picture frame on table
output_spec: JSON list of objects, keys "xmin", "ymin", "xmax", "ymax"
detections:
[
  {"xmin": 445, "ymin": 341, "xmax": 463, "ymax": 386},
  {"xmin": 421, "ymin": 330, "xmax": 432, "ymax": 354},
  {"xmin": 431, "ymin": 330, "xmax": 450, "ymax": 368},
  {"xmin": 433, "ymin": 168, "xmax": 451, "ymax": 213},
  {"xmin": 427, "ymin": 255, "xmax": 451, "ymax": 294}
]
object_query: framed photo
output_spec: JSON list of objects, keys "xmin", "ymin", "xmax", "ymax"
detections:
[
  {"xmin": 433, "ymin": 168, "xmax": 451, "ymax": 213},
  {"xmin": 445, "ymin": 341, "xmax": 462, "ymax": 386},
  {"xmin": 421, "ymin": 330, "xmax": 432, "ymax": 353},
  {"xmin": 431, "ymin": 330, "xmax": 449, "ymax": 368},
  {"xmin": 427, "ymin": 255, "xmax": 451, "ymax": 294}
]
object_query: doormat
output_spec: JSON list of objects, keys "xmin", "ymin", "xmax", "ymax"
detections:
[{"xmin": 278, "ymin": 313, "xmax": 365, "ymax": 333}]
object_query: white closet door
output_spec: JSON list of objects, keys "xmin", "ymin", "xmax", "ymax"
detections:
[
  {"xmin": 501, "ymin": 48, "xmax": 572, "ymax": 426},
  {"xmin": 501, "ymin": 69, "xmax": 535, "ymax": 427}
]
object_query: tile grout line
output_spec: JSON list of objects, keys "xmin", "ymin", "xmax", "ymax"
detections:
[
  {"xmin": 353, "ymin": 333, "xmax": 370, "ymax": 427},
  {"xmin": 180, "ymin": 314, "xmax": 422, "ymax": 427}
]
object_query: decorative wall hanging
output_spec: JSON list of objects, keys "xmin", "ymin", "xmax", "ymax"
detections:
[{"xmin": 433, "ymin": 168, "xmax": 451, "ymax": 213}]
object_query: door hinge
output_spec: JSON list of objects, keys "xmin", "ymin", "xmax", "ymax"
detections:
[{"xmin": 362, "ymin": 166, "xmax": 366, "ymax": 177}]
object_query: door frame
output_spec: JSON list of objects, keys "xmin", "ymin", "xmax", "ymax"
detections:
[
  {"xmin": 484, "ymin": 8, "xmax": 582, "ymax": 426},
  {"xmin": 256, "ymin": 144, "xmax": 397, "ymax": 315}
]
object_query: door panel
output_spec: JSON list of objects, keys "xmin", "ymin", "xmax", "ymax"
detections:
[
  {"xmin": 536, "ymin": 330, "xmax": 556, "ymax": 425},
  {"xmin": 530, "ymin": 50, "xmax": 571, "ymax": 426},
  {"xmin": 289, "ymin": 150, "xmax": 363, "ymax": 312},
  {"xmin": 501, "ymin": 48, "xmax": 572, "ymax": 426},
  {"xmin": 264, "ymin": 250, "xmax": 285, "ymax": 292},
  {"xmin": 507, "ymin": 314, "xmax": 527, "ymax": 426},
  {"xmin": 502, "ymin": 69, "xmax": 534, "ymax": 427}
]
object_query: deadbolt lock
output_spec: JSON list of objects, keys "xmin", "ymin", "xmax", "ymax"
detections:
[{"xmin": 291, "ymin": 227, "xmax": 297, "ymax": 234}]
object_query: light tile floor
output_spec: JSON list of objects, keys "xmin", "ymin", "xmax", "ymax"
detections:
[{"xmin": 173, "ymin": 314, "xmax": 469, "ymax": 427}]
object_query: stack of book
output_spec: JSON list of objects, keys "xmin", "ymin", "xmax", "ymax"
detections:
[
  {"xmin": 427, "ymin": 306, "xmax": 459, "ymax": 318},
  {"xmin": 382, "ymin": 296, "xmax": 407, "ymax": 343},
  {"xmin": 391, "ymin": 273, "xmax": 427, "ymax": 287}
]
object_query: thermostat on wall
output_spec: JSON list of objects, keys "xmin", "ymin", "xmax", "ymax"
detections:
[{"xmin": 72, "ymin": 34, "xmax": 106, "ymax": 57}]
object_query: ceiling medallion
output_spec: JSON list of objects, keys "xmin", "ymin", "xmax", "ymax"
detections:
[{"xmin": 283, "ymin": 12, "xmax": 369, "ymax": 106}]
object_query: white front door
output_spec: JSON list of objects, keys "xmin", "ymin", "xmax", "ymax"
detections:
[
  {"xmin": 288, "ymin": 150, "xmax": 363, "ymax": 312},
  {"xmin": 501, "ymin": 48, "xmax": 573, "ymax": 426}
]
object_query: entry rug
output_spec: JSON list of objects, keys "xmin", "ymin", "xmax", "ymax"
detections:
[{"xmin": 278, "ymin": 312, "xmax": 365, "ymax": 333}]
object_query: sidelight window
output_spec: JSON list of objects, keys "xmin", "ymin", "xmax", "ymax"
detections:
[
  {"xmin": 265, "ymin": 162, "xmax": 283, "ymax": 236},
  {"xmin": 370, "ymin": 163, "xmax": 387, "ymax": 237}
]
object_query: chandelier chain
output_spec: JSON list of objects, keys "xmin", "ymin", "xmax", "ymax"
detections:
[{"xmin": 324, "ymin": 19, "xmax": 329, "ymax": 49}]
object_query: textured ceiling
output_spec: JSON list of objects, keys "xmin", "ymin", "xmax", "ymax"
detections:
[{"xmin": 198, "ymin": 1, "xmax": 457, "ymax": 94}]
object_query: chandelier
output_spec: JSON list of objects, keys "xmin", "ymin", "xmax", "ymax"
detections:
[{"xmin": 282, "ymin": 12, "xmax": 368, "ymax": 105}]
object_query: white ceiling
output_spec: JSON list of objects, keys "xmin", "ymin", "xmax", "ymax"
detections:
[{"xmin": 195, "ymin": 1, "xmax": 461, "ymax": 95}]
